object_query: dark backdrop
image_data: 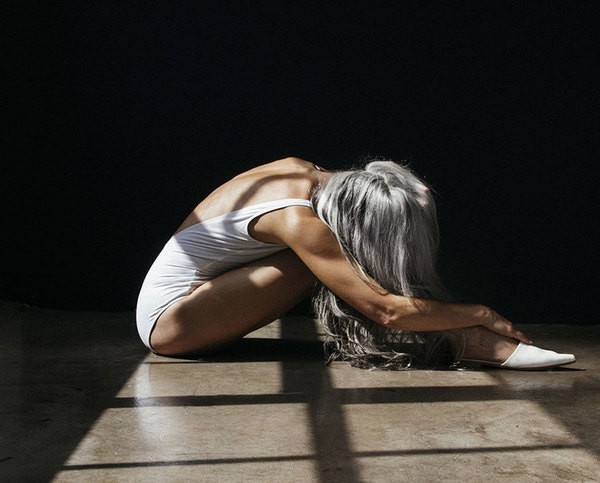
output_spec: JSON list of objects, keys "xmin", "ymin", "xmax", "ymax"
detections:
[{"xmin": 3, "ymin": 2, "xmax": 599, "ymax": 325}]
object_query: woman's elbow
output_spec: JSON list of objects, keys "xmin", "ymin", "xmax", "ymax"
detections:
[
  {"xmin": 373, "ymin": 304, "xmax": 399, "ymax": 328},
  {"xmin": 374, "ymin": 296, "xmax": 424, "ymax": 330}
]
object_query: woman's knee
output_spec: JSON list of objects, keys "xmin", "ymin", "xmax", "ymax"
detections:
[{"xmin": 149, "ymin": 303, "xmax": 202, "ymax": 355}]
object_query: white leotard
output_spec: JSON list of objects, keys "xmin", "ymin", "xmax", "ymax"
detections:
[{"xmin": 136, "ymin": 198, "xmax": 312, "ymax": 349}]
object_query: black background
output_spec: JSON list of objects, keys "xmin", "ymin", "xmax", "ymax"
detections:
[{"xmin": 3, "ymin": 2, "xmax": 598, "ymax": 325}]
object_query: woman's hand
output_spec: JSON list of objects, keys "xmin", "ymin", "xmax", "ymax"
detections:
[{"xmin": 478, "ymin": 305, "xmax": 533, "ymax": 344}]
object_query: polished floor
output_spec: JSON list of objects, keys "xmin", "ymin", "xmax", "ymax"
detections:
[{"xmin": 1, "ymin": 300, "xmax": 599, "ymax": 482}]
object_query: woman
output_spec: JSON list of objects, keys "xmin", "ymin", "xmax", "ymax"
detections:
[{"xmin": 136, "ymin": 157, "xmax": 575, "ymax": 370}]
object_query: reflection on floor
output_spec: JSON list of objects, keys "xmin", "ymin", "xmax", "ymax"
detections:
[{"xmin": 1, "ymin": 300, "xmax": 599, "ymax": 482}]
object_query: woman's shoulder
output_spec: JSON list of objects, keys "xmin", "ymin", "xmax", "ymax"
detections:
[{"xmin": 264, "ymin": 156, "xmax": 316, "ymax": 172}]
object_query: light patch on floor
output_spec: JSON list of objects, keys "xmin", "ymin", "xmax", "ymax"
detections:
[
  {"xmin": 117, "ymin": 356, "xmax": 288, "ymax": 398},
  {"xmin": 61, "ymin": 404, "xmax": 316, "ymax": 474}
]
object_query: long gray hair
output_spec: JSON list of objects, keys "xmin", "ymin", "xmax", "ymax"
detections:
[{"xmin": 310, "ymin": 159, "xmax": 452, "ymax": 369}]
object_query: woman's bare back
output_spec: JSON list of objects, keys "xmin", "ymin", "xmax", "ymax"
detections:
[{"xmin": 175, "ymin": 158, "xmax": 328, "ymax": 234}]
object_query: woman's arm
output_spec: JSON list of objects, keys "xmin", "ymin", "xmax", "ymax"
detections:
[{"xmin": 262, "ymin": 206, "xmax": 532, "ymax": 344}]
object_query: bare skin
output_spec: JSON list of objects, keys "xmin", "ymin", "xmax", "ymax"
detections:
[{"xmin": 150, "ymin": 157, "xmax": 530, "ymax": 362}]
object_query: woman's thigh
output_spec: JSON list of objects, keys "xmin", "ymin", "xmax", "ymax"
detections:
[{"xmin": 150, "ymin": 249, "xmax": 316, "ymax": 356}]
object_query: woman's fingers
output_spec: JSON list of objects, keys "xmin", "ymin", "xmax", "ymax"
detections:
[
  {"xmin": 484, "ymin": 309, "xmax": 533, "ymax": 344},
  {"xmin": 508, "ymin": 325, "xmax": 533, "ymax": 345}
]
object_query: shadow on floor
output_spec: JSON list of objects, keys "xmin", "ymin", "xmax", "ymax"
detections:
[{"xmin": 0, "ymin": 303, "xmax": 148, "ymax": 482}]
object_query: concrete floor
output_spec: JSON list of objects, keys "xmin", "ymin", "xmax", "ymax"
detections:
[{"xmin": 1, "ymin": 300, "xmax": 599, "ymax": 482}]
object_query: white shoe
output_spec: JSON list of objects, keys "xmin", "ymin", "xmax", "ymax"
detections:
[
  {"xmin": 459, "ymin": 342, "xmax": 576, "ymax": 370},
  {"xmin": 500, "ymin": 342, "xmax": 576, "ymax": 370}
]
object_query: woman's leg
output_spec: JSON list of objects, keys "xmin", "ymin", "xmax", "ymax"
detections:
[{"xmin": 150, "ymin": 249, "xmax": 317, "ymax": 356}]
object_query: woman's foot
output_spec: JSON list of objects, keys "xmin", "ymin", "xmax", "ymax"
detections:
[
  {"xmin": 447, "ymin": 327, "xmax": 576, "ymax": 370},
  {"xmin": 449, "ymin": 326, "xmax": 517, "ymax": 364}
]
